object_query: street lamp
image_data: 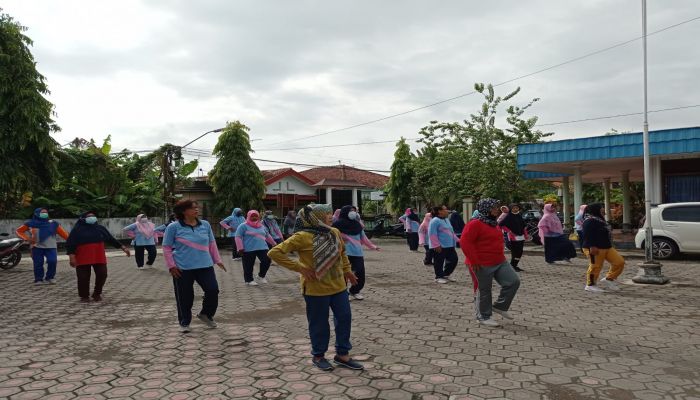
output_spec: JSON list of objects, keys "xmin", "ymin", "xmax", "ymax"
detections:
[{"xmin": 633, "ymin": 0, "xmax": 669, "ymax": 284}]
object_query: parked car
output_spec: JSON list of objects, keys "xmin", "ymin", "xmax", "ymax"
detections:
[{"xmin": 635, "ymin": 202, "xmax": 700, "ymax": 259}]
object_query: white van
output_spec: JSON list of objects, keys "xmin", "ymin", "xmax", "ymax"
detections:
[{"xmin": 635, "ymin": 202, "xmax": 700, "ymax": 259}]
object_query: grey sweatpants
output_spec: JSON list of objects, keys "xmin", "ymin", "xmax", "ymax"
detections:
[{"xmin": 474, "ymin": 260, "xmax": 520, "ymax": 321}]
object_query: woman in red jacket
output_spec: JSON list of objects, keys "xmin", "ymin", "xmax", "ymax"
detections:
[{"xmin": 460, "ymin": 198, "xmax": 520, "ymax": 327}]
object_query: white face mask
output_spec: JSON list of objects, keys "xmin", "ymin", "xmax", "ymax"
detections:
[
  {"xmin": 348, "ymin": 211, "xmax": 358, "ymax": 220},
  {"xmin": 140, "ymin": 218, "xmax": 148, "ymax": 223}
]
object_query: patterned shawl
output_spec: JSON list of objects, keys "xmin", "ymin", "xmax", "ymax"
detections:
[{"xmin": 295, "ymin": 204, "xmax": 340, "ymax": 279}]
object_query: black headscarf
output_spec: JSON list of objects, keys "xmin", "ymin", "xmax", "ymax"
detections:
[
  {"xmin": 476, "ymin": 198, "xmax": 501, "ymax": 227},
  {"xmin": 65, "ymin": 211, "xmax": 121, "ymax": 254},
  {"xmin": 332, "ymin": 205, "xmax": 364, "ymax": 235},
  {"xmin": 499, "ymin": 203, "xmax": 526, "ymax": 235},
  {"xmin": 585, "ymin": 203, "xmax": 605, "ymax": 220},
  {"xmin": 406, "ymin": 208, "xmax": 420, "ymax": 223}
]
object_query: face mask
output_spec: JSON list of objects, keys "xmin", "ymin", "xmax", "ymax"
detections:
[
  {"xmin": 266, "ymin": 215, "xmax": 274, "ymax": 219},
  {"xmin": 39, "ymin": 212, "xmax": 49, "ymax": 219},
  {"xmin": 348, "ymin": 211, "xmax": 358, "ymax": 220},
  {"xmin": 140, "ymin": 218, "xmax": 148, "ymax": 223},
  {"xmin": 85, "ymin": 216, "xmax": 97, "ymax": 224}
]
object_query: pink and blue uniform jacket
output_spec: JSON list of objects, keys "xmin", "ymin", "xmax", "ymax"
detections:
[
  {"xmin": 341, "ymin": 231, "xmax": 378, "ymax": 257},
  {"xmin": 428, "ymin": 218, "xmax": 459, "ymax": 249},
  {"xmin": 399, "ymin": 215, "xmax": 420, "ymax": 232},
  {"xmin": 162, "ymin": 220, "xmax": 221, "ymax": 270},
  {"xmin": 234, "ymin": 224, "xmax": 276, "ymax": 252}
]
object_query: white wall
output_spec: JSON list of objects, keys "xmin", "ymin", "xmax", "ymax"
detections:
[
  {"xmin": 265, "ymin": 176, "xmax": 316, "ymax": 196},
  {"xmin": 0, "ymin": 217, "xmax": 164, "ymax": 241}
]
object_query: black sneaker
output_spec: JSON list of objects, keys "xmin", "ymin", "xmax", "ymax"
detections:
[
  {"xmin": 333, "ymin": 356, "xmax": 364, "ymax": 370},
  {"xmin": 513, "ymin": 266, "xmax": 523, "ymax": 272},
  {"xmin": 312, "ymin": 357, "xmax": 334, "ymax": 371}
]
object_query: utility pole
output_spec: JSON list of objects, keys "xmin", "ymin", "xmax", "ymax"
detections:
[{"xmin": 633, "ymin": 0, "xmax": 668, "ymax": 284}]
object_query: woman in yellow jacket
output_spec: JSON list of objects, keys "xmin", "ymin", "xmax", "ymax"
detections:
[{"xmin": 268, "ymin": 203, "xmax": 363, "ymax": 372}]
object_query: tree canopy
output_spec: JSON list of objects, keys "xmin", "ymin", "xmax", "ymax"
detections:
[
  {"xmin": 385, "ymin": 138, "xmax": 414, "ymax": 212},
  {"xmin": 209, "ymin": 121, "xmax": 265, "ymax": 214},
  {"xmin": 0, "ymin": 10, "xmax": 61, "ymax": 214}
]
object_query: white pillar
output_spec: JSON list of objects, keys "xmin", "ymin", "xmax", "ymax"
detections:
[
  {"xmin": 573, "ymin": 167, "xmax": 583, "ymax": 215},
  {"xmin": 325, "ymin": 187, "xmax": 333, "ymax": 206},
  {"xmin": 603, "ymin": 178, "xmax": 612, "ymax": 222},
  {"xmin": 462, "ymin": 198, "xmax": 468, "ymax": 220},
  {"xmin": 351, "ymin": 189, "xmax": 358, "ymax": 208},
  {"xmin": 621, "ymin": 170, "xmax": 631, "ymax": 232},
  {"xmin": 562, "ymin": 176, "xmax": 570, "ymax": 229}
]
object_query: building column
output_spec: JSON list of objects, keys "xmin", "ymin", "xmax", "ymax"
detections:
[
  {"xmin": 603, "ymin": 178, "xmax": 612, "ymax": 222},
  {"xmin": 351, "ymin": 189, "xmax": 358, "ymax": 208},
  {"xmin": 573, "ymin": 167, "xmax": 583, "ymax": 215},
  {"xmin": 325, "ymin": 187, "xmax": 333, "ymax": 206},
  {"xmin": 562, "ymin": 176, "xmax": 570, "ymax": 229},
  {"xmin": 621, "ymin": 170, "xmax": 632, "ymax": 232}
]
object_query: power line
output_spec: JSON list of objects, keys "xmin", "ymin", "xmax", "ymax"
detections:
[
  {"xmin": 535, "ymin": 104, "xmax": 700, "ymax": 127},
  {"xmin": 265, "ymin": 15, "xmax": 700, "ymax": 147}
]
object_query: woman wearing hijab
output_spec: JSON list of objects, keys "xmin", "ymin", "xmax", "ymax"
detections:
[
  {"xmin": 235, "ymin": 210, "xmax": 277, "ymax": 285},
  {"xmin": 537, "ymin": 204, "xmax": 576, "ymax": 264},
  {"xmin": 418, "ymin": 212, "xmax": 433, "ymax": 266},
  {"xmin": 582, "ymin": 203, "xmax": 625, "ymax": 293},
  {"xmin": 123, "ymin": 214, "xmax": 158, "ymax": 269},
  {"xmin": 282, "ymin": 210, "xmax": 297, "ymax": 239},
  {"xmin": 220, "ymin": 208, "xmax": 246, "ymax": 260},
  {"xmin": 460, "ymin": 198, "xmax": 520, "ymax": 327},
  {"xmin": 262, "ymin": 210, "xmax": 284, "ymax": 246},
  {"xmin": 428, "ymin": 205, "xmax": 460, "ymax": 284},
  {"xmin": 268, "ymin": 203, "xmax": 362, "ymax": 371},
  {"xmin": 16, "ymin": 207, "xmax": 70, "ymax": 285},
  {"xmin": 399, "ymin": 208, "xmax": 421, "ymax": 252},
  {"xmin": 332, "ymin": 209, "xmax": 341, "ymax": 224},
  {"xmin": 163, "ymin": 200, "xmax": 226, "ymax": 332},
  {"xmin": 574, "ymin": 204, "xmax": 588, "ymax": 252},
  {"xmin": 498, "ymin": 204, "xmax": 529, "ymax": 272},
  {"xmin": 332, "ymin": 205, "xmax": 379, "ymax": 300},
  {"xmin": 65, "ymin": 211, "xmax": 131, "ymax": 302}
]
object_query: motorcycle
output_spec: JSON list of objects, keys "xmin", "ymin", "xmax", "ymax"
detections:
[{"xmin": 0, "ymin": 233, "xmax": 24, "ymax": 270}]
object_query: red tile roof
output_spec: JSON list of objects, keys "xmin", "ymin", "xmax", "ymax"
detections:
[
  {"xmin": 261, "ymin": 168, "xmax": 315, "ymax": 185},
  {"xmin": 300, "ymin": 165, "xmax": 388, "ymax": 189}
]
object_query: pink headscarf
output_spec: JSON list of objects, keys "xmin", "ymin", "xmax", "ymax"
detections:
[
  {"xmin": 404, "ymin": 208, "xmax": 413, "ymax": 215},
  {"xmin": 419, "ymin": 212, "xmax": 432, "ymax": 232},
  {"xmin": 245, "ymin": 210, "xmax": 263, "ymax": 228},
  {"xmin": 332, "ymin": 209, "xmax": 341, "ymax": 222},
  {"xmin": 537, "ymin": 204, "xmax": 563, "ymax": 235},
  {"xmin": 135, "ymin": 214, "xmax": 155, "ymax": 239}
]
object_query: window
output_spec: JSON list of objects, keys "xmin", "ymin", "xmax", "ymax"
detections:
[{"xmin": 662, "ymin": 206, "xmax": 700, "ymax": 222}]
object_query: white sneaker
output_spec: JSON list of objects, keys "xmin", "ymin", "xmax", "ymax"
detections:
[
  {"xmin": 445, "ymin": 275, "xmax": 457, "ymax": 282},
  {"xmin": 479, "ymin": 319, "xmax": 500, "ymax": 327},
  {"xmin": 352, "ymin": 293, "xmax": 365, "ymax": 300},
  {"xmin": 599, "ymin": 278, "xmax": 620, "ymax": 291},
  {"xmin": 34, "ymin": 281, "xmax": 46, "ymax": 285},
  {"xmin": 197, "ymin": 314, "xmax": 218, "ymax": 328},
  {"xmin": 257, "ymin": 277, "xmax": 269, "ymax": 284},
  {"xmin": 180, "ymin": 325, "xmax": 191, "ymax": 333},
  {"xmin": 492, "ymin": 308, "xmax": 514, "ymax": 320},
  {"xmin": 47, "ymin": 279, "xmax": 57, "ymax": 285},
  {"xmin": 435, "ymin": 278, "xmax": 448, "ymax": 284},
  {"xmin": 585, "ymin": 285, "xmax": 605, "ymax": 293},
  {"xmin": 246, "ymin": 281, "xmax": 259, "ymax": 286}
]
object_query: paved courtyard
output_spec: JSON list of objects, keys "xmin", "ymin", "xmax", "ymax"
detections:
[{"xmin": 0, "ymin": 239, "xmax": 698, "ymax": 400}]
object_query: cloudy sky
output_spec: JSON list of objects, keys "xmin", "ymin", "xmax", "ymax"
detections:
[{"xmin": 4, "ymin": 1, "xmax": 700, "ymax": 174}]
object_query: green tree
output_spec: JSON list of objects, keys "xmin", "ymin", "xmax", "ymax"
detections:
[
  {"xmin": 209, "ymin": 121, "xmax": 265, "ymax": 213},
  {"xmin": 413, "ymin": 83, "xmax": 553, "ymax": 204},
  {"xmin": 0, "ymin": 10, "xmax": 60, "ymax": 216},
  {"xmin": 385, "ymin": 138, "xmax": 414, "ymax": 213}
]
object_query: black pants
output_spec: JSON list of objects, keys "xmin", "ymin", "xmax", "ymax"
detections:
[
  {"xmin": 76, "ymin": 264, "xmax": 107, "ymax": 299},
  {"xmin": 172, "ymin": 266, "xmax": 219, "ymax": 327},
  {"xmin": 134, "ymin": 245, "xmax": 157, "ymax": 267},
  {"xmin": 406, "ymin": 232, "xmax": 419, "ymax": 251},
  {"xmin": 348, "ymin": 256, "xmax": 365, "ymax": 294},
  {"xmin": 433, "ymin": 247, "xmax": 458, "ymax": 279},
  {"xmin": 231, "ymin": 237, "xmax": 241, "ymax": 259},
  {"xmin": 510, "ymin": 240, "xmax": 525, "ymax": 268},
  {"xmin": 242, "ymin": 250, "xmax": 271, "ymax": 282},
  {"xmin": 423, "ymin": 245, "xmax": 434, "ymax": 265}
]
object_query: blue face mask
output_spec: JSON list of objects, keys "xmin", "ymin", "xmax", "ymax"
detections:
[
  {"xmin": 39, "ymin": 212, "xmax": 49, "ymax": 219},
  {"xmin": 85, "ymin": 216, "xmax": 98, "ymax": 224},
  {"xmin": 348, "ymin": 211, "xmax": 358, "ymax": 220}
]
